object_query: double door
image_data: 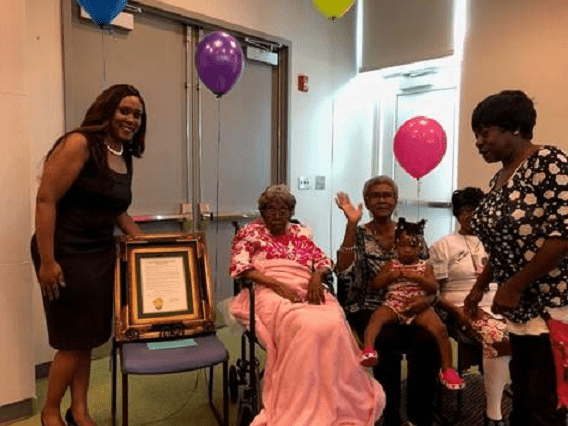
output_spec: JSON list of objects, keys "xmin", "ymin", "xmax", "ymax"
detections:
[{"xmin": 62, "ymin": 1, "xmax": 287, "ymax": 302}]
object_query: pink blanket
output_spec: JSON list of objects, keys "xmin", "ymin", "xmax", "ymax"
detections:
[{"xmin": 231, "ymin": 259, "xmax": 385, "ymax": 426}]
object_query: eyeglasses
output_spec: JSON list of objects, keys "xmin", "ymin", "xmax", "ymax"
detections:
[
  {"xmin": 366, "ymin": 192, "xmax": 396, "ymax": 200},
  {"xmin": 264, "ymin": 207, "xmax": 290, "ymax": 217}
]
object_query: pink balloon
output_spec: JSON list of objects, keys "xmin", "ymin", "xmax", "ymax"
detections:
[{"xmin": 393, "ymin": 116, "xmax": 447, "ymax": 179}]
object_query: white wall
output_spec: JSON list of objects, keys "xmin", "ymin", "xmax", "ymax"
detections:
[
  {"xmin": 458, "ymin": 0, "xmax": 568, "ymax": 190},
  {"xmin": 0, "ymin": 0, "xmax": 35, "ymax": 407}
]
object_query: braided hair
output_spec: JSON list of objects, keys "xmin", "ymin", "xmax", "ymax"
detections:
[{"xmin": 395, "ymin": 217, "xmax": 429, "ymax": 259}]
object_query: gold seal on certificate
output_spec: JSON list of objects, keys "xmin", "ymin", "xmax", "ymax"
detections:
[{"xmin": 153, "ymin": 297, "xmax": 164, "ymax": 310}]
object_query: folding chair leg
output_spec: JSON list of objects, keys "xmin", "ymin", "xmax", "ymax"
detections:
[
  {"xmin": 111, "ymin": 342, "xmax": 117, "ymax": 426},
  {"xmin": 122, "ymin": 373, "xmax": 129, "ymax": 426},
  {"xmin": 206, "ymin": 363, "xmax": 229, "ymax": 426},
  {"xmin": 223, "ymin": 360, "xmax": 229, "ymax": 426},
  {"xmin": 208, "ymin": 366, "xmax": 214, "ymax": 403}
]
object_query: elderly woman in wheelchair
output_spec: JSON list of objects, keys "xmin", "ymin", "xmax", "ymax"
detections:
[{"xmin": 230, "ymin": 185, "xmax": 385, "ymax": 426}]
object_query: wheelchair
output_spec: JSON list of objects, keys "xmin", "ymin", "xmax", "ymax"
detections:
[{"xmin": 227, "ymin": 219, "xmax": 335, "ymax": 426}]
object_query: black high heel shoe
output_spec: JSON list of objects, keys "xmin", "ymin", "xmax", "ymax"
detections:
[
  {"xmin": 65, "ymin": 409, "xmax": 78, "ymax": 426},
  {"xmin": 483, "ymin": 414, "xmax": 507, "ymax": 426}
]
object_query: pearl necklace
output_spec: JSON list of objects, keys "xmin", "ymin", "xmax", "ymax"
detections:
[{"xmin": 105, "ymin": 143, "xmax": 124, "ymax": 156}]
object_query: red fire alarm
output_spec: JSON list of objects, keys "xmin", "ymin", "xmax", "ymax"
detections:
[{"xmin": 298, "ymin": 74, "xmax": 309, "ymax": 92}]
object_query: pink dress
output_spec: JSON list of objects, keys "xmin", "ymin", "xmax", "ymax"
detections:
[
  {"xmin": 384, "ymin": 259, "xmax": 427, "ymax": 324},
  {"xmin": 230, "ymin": 220, "xmax": 385, "ymax": 426}
]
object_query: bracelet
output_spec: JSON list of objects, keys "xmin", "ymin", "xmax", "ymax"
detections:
[{"xmin": 339, "ymin": 245, "xmax": 356, "ymax": 253}]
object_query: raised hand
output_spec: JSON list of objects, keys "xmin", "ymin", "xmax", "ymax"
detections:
[{"xmin": 335, "ymin": 191, "xmax": 363, "ymax": 224}]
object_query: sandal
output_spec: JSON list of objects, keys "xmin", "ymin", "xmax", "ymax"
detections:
[
  {"xmin": 439, "ymin": 368, "xmax": 465, "ymax": 390},
  {"xmin": 359, "ymin": 346, "xmax": 378, "ymax": 367}
]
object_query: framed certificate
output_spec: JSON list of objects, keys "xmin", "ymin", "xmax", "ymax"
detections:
[
  {"xmin": 114, "ymin": 233, "xmax": 215, "ymax": 342},
  {"xmin": 130, "ymin": 247, "xmax": 200, "ymax": 323}
]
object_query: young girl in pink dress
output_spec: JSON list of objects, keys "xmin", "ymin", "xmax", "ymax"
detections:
[{"xmin": 360, "ymin": 218, "xmax": 465, "ymax": 390}]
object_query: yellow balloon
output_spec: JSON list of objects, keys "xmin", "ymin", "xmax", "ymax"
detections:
[{"xmin": 312, "ymin": 0, "xmax": 356, "ymax": 20}]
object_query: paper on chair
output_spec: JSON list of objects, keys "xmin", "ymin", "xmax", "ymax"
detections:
[{"xmin": 147, "ymin": 338, "xmax": 197, "ymax": 350}]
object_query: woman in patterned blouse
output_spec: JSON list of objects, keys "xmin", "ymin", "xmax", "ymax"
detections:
[
  {"xmin": 335, "ymin": 176, "xmax": 440, "ymax": 426},
  {"xmin": 466, "ymin": 90, "xmax": 568, "ymax": 426},
  {"xmin": 230, "ymin": 185, "xmax": 385, "ymax": 426}
]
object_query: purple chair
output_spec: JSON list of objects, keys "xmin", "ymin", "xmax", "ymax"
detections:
[{"xmin": 111, "ymin": 334, "xmax": 229, "ymax": 426}]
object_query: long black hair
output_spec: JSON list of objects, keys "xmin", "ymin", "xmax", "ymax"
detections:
[{"xmin": 46, "ymin": 84, "xmax": 146, "ymax": 172}]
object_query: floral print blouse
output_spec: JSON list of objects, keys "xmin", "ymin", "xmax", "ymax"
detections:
[
  {"xmin": 471, "ymin": 146, "xmax": 568, "ymax": 323},
  {"xmin": 335, "ymin": 226, "xmax": 396, "ymax": 313},
  {"xmin": 229, "ymin": 219, "xmax": 332, "ymax": 278}
]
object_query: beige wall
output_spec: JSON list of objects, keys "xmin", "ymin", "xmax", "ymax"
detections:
[
  {"xmin": 0, "ymin": 0, "xmax": 35, "ymax": 407},
  {"xmin": 458, "ymin": 0, "xmax": 568, "ymax": 190},
  {"xmin": 26, "ymin": 0, "xmax": 64, "ymax": 370}
]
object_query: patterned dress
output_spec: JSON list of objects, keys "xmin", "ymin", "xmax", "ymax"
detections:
[
  {"xmin": 429, "ymin": 234, "xmax": 510, "ymax": 358},
  {"xmin": 383, "ymin": 259, "xmax": 427, "ymax": 324},
  {"xmin": 471, "ymin": 146, "xmax": 568, "ymax": 323}
]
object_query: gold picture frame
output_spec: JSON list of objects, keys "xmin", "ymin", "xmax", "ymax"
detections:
[{"xmin": 114, "ymin": 233, "xmax": 215, "ymax": 342}]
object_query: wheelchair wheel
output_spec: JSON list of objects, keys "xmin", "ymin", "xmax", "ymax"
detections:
[
  {"xmin": 229, "ymin": 365, "xmax": 239, "ymax": 404},
  {"xmin": 237, "ymin": 405, "xmax": 255, "ymax": 426}
]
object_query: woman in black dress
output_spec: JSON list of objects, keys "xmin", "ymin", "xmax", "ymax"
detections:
[{"xmin": 32, "ymin": 85, "xmax": 146, "ymax": 426}]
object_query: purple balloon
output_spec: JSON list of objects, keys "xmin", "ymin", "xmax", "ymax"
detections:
[{"xmin": 196, "ymin": 31, "xmax": 244, "ymax": 98}]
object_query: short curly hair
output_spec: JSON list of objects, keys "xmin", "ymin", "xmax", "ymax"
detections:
[
  {"xmin": 451, "ymin": 187, "xmax": 484, "ymax": 218},
  {"xmin": 363, "ymin": 175, "xmax": 398, "ymax": 200},
  {"xmin": 257, "ymin": 184, "xmax": 296, "ymax": 215},
  {"xmin": 471, "ymin": 90, "xmax": 536, "ymax": 139}
]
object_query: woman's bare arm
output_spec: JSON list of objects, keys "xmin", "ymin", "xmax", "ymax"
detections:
[
  {"xmin": 115, "ymin": 213, "xmax": 143, "ymax": 236},
  {"xmin": 35, "ymin": 133, "xmax": 90, "ymax": 299}
]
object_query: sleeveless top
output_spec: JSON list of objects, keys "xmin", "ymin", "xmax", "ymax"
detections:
[{"xmin": 53, "ymin": 151, "xmax": 133, "ymax": 255}]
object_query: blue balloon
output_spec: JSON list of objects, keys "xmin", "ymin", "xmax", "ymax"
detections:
[{"xmin": 78, "ymin": 0, "xmax": 127, "ymax": 26}]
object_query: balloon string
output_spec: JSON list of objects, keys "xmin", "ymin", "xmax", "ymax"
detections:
[
  {"xmin": 101, "ymin": 28, "xmax": 107, "ymax": 89},
  {"xmin": 214, "ymin": 98, "xmax": 221, "ymax": 295},
  {"xmin": 417, "ymin": 178, "xmax": 421, "ymax": 220}
]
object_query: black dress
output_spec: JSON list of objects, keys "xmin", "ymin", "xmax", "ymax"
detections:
[{"xmin": 31, "ymin": 149, "xmax": 132, "ymax": 350}]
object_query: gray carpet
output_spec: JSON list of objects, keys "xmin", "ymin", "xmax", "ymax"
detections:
[
  {"xmin": 431, "ymin": 374, "xmax": 511, "ymax": 426},
  {"xmin": 378, "ymin": 374, "xmax": 513, "ymax": 426}
]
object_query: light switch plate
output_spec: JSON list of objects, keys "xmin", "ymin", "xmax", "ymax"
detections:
[
  {"xmin": 315, "ymin": 176, "xmax": 326, "ymax": 190},
  {"xmin": 298, "ymin": 176, "xmax": 312, "ymax": 190}
]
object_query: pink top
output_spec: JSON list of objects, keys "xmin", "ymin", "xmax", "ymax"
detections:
[{"xmin": 229, "ymin": 219, "xmax": 332, "ymax": 277}]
